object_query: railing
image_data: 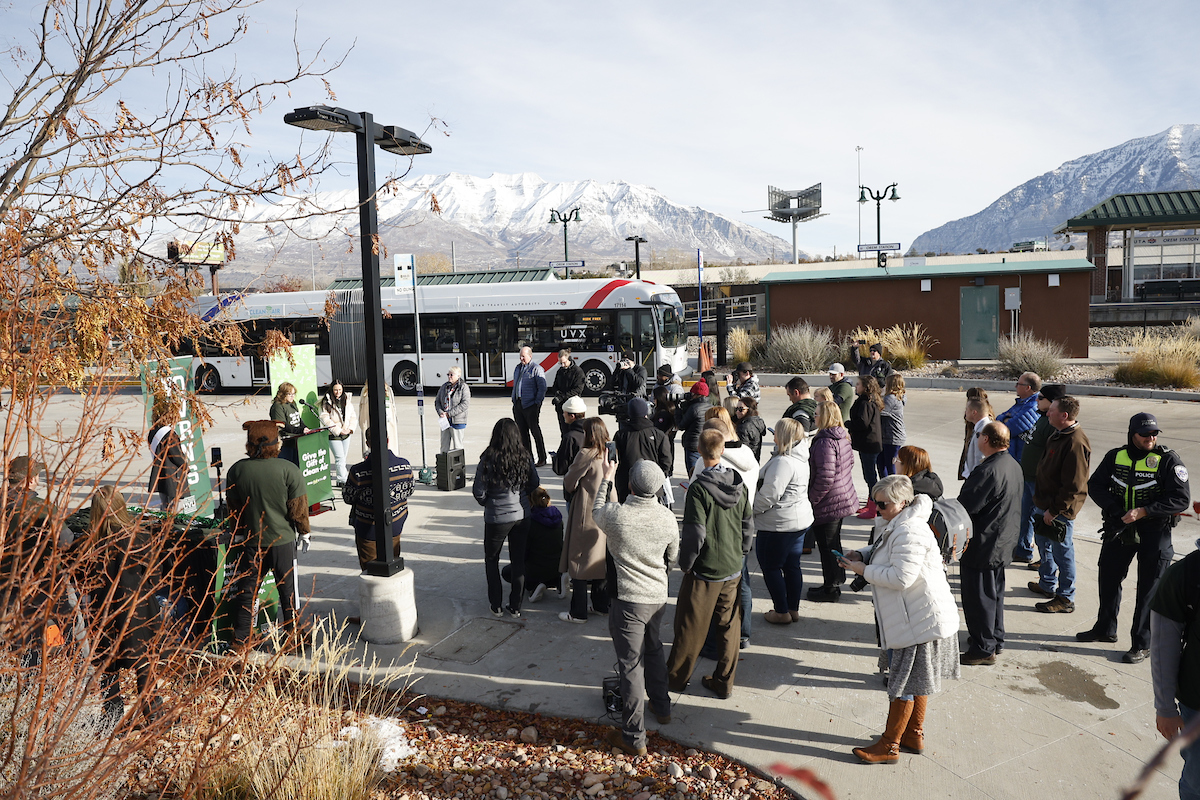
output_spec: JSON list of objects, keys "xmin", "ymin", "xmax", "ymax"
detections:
[{"xmin": 683, "ymin": 294, "xmax": 762, "ymax": 323}]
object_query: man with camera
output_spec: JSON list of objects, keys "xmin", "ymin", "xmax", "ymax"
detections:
[
  {"xmin": 614, "ymin": 353, "xmax": 649, "ymax": 399},
  {"xmin": 1081, "ymin": 412, "xmax": 1190, "ymax": 664},
  {"xmin": 850, "ymin": 339, "xmax": 894, "ymax": 384}
]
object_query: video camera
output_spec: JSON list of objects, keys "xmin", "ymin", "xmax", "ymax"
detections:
[{"xmin": 598, "ymin": 391, "xmax": 634, "ymax": 423}]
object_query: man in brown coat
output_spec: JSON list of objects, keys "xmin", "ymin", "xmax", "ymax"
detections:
[{"xmin": 1028, "ymin": 396, "xmax": 1091, "ymax": 614}]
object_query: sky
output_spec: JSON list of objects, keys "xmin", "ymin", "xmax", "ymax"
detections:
[{"xmin": 10, "ymin": 0, "xmax": 1200, "ymax": 259}]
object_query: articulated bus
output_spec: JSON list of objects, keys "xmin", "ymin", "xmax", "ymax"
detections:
[{"xmin": 184, "ymin": 276, "xmax": 689, "ymax": 396}]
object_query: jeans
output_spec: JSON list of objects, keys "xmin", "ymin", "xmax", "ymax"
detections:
[
  {"xmin": 609, "ymin": 599, "xmax": 671, "ymax": 750},
  {"xmin": 684, "ymin": 448, "xmax": 700, "ymax": 476},
  {"xmin": 876, "ymin": 444, "xmax": 900, "ymax": 478},
  {"xmin": 1013, "ymin": 480, "xmax": 1037, "ymax": 561},
  {"xmin": 483, "ymin": 518, "xmax": 529, "ymax": 612},
  {"xmin": 328, "ymin": 436, "xmax": 350, "ymax": 483},
  {"xmin": 755, "ymin": 530, "xmax": 805, "ymax": 612},
  {"xmin": 1033, "ymin": 506, "xmax": 1076, "ymax": 601},
  {"xmin": 1181, "ymin": 703, "xmax": 1200, "ymax": 800},
  {"xmin": 859, "ymin": 450, "xmax": 880, "ymax": 495}
]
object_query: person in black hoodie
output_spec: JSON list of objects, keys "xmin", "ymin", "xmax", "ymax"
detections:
[
  {"xmin": 1082, "ymin": 412, "xmax": 1190, "ymax": 663},
  {"xmin": 956, "ymin": 422, "xmax": 1024, "ymax": 666},
  {"xmin": 502, "ymin": 486, "xmax": 564, "ymax": 602},
  {"xmin": 551, "ymin": 350, "xmax": 585, "ymax": 437},
  {"xmin": 552, "ymin": 396, "xmax": 588, "ymax": 485},
  {"xmin": 734, "ymin": 398, "xmax": 768, "ymax": 462},
  {"xmin": 666, "ymin": 429, "xmax": 754, "ymax": 700},
  {"xmin": 613, "ymin": 397, "xmax": 672, "ymax": 501},
  {"xmin": 676, "ymin": 381, "xmax": 710, "ymax": 476},
  {"xmin": 897, "ymin": 446, "xmax": 944, "ymax": 500}
]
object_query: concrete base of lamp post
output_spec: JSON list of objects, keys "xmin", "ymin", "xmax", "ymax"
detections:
[{"xmin": 358, "ymin": 568, "xmax": 418, "ymax": 643}]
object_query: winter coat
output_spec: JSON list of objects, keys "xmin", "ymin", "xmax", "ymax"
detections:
[
  {"xmin": 1020, "ymin": 414, "xmax": 1054, "ymax": 482},
  {"xmin": 680, "ymin": 465, "xmax": 753, "ymax": 581},
  {"xmin": 472, "ymin": 457, "xmax": 540, "ymax": 524},
  {"xmin": 957, "ymin": 451, "xmax": 1024, "ymax": 569},
  {"xmin": 996, "ymin": 394, "xmax": 1039, "ymax": 461},
  {"xmin": 783, "ymin": 398, "xmax": 818, "ymax": 433},
  {"xmin": 226, "ymin": 456, "xmax": 310, "ymax": 548},
  {"xmin": 909, "ymin": 469, "xmax": 944, "ymax": 500},
  {"xmin": 676, "ymin": 396, "xmax": 709, "ymax": 454},
  {"xmin": 319, "ymin": 390, "xmax": 359, "ymax": 441},
  {"xmin": 615, "ymin": 364, "xmax": 649, "ymax": 398},
  {"xmin": 847, "ymin": 395, "xmax": 882, "ymax": 454},
  {"xmin": 613, "ymin": 417, "xmax": 672, "ymax": 500},
  {"xmin": 525, "ymin": 504, "xmax": 564, "ymax": 587},
  {"xmin": 1033, "ymin": 423, "xmax": 1091, "ymax": 520},
  {"xmin": 553, "ymin": 419, "xmax": 587, "ymax": 478},
  {"xmin": 736, "ymin": 415, "xmax": 768, "ymax": 462},
  {"xmin": 753, "ymin": 444, "xmax": 814, "ymax": 532},
  {"xmin": 147, "ymin": 425, "xmax": 188, "ymax": 507},
  {"xmin": 434, "ymin": 380, "xmax": 470, "ymax": 426},
  {"xmin": 859, "ymin": 494, "xmax": 960, "ymax": 651},
  {"xmin": 89, "ymin": 518, "xmax": 159, "ymax": 667},
  {"xmin": 512, "ymin": 361, "xmax": 547, "ymax": 408},
  {"xmin": 850, "ymin": 345, "xmax": 895, "ymax": 383},
  {"xmin": 829, "ymin": 378, "xmax": 855, "ymax": 423},
  {"xmin": 808, "ymin": 426, "xmax": 858, "ymax": 523},
  {"xmin": 727, "ymin": 374, "xmax": 761, "ymax": 401},
  {"xmin": 551, "ymin": 362, "xmax": 585, "ymax": 406},
  {"xmin": 881, "ymin": 394, "xmax": 906, "ymax": 447},
  {"xmin": 561, "ymin": 451, "xmax": 617, "ymax": 580},
  {"xmin": 692, "ymin": 441, "xmax": 760, "ymax": 506}
]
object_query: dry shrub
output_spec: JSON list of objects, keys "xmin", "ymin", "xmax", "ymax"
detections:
[
  {"xmin": 728, "ymin": 328, "xmax": 763, "ymax": 365},
  {"xmin": 1113, "ymin": 334, "xmax": 1200, "ymax": 388},
  {"xmin": 843, "ymin": 324, "xmax": 936, "ymax": 370},
  {"xmin": 998, "ymin": 330, "xmax": 1066, "ymax": 378},
  {"xmin": 759, "ymin": 322, "xmax": 837, "ymax": 374}
]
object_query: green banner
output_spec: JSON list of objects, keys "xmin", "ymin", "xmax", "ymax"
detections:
[
  {"xmin": 140, "ymin": 356, "xmax": 215, "ymax": 518},
  {"xmin": 269, "ymin": 344, "xmax": 332, "ymax": 504}
]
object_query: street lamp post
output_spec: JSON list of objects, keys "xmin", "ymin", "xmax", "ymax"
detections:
[
  {"xmin": 625, "ymin": 235, "xmax": 647, "ymax": 280},
  {"xmin": 284, "ymin": 105, "xmax": 430, "ymax": 579},
  {"xmin": 857, "ymin": 183, "xmax": 900, "ymax": 246},
  {"xmin": 549, "ymin": 207, "xmax": 581, "ymax": 277}
]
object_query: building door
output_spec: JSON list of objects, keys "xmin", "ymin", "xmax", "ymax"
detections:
[{"xmin": 960, "ymin": 286, "xmax": 999, "ymax": 359}]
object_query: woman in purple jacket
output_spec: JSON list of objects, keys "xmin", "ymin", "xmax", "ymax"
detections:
[{"xmin": 807, "ymin": 401, "xmax": 859, "ymax": 602}]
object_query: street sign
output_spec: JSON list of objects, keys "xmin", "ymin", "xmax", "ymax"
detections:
[
  {"xmin": 549, "ymin": 260, "xmax": 585, "ymax": 268},
  {"xmin": 857, "ymin": 243, "xmax": 902, "ymax": 253}
]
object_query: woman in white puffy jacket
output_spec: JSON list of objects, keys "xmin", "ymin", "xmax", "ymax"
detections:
[
  {"xmin": 752, "ymin": 418, "xmax": 813, "ymax": 625},
  {"xmin": 841, "ymin": 474, "xmax": 959, "ymax": 765}
]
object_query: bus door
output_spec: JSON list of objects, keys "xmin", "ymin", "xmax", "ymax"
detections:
[
  {"xmin": 462, "ymin": 314, "xmax": 504, "ymax": 383},
  {"xmin": 617, "ymin": 309, "xmax": 658, "ymax": 369}
]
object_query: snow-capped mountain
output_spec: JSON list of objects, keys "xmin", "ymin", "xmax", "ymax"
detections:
[
  {"xmin": 910, "ymin": 124, "xmax": 1200, "ymax": 255},
  {"xmin": 210, "ymin": 173, "xmax": 800, "ymax": 280}
]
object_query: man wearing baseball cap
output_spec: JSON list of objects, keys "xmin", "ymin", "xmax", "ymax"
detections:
[
  {"xmin": 827, "ymin": 363, "xmax": 855, "ymax": 423},
  {"xmin": 1081, "ymin": 412, "xmax": 1190, "ymax": 663}
]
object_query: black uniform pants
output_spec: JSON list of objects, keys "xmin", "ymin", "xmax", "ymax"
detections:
[
  {"xmin": 1094, "ymin": 532, "xmax": 1173, "ymax": 651},
  {"xmin": 229, "ymin": 540, "xmax": 298, "ymax": 644},
  {"xmin": 513, "ymin": 401, "xmax": 547, "ymax": 462},
  {"xmin": 960, "ymin": 564, "xmax": 1006, "ymax": 656}
]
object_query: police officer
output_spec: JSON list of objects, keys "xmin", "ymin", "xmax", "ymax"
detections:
[{"xmin": 1080, "ymin": 412, "xmax": 1190, "ymax": 663}]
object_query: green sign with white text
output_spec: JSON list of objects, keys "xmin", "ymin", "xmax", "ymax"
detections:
[
  {"xmin": 140, "ymin": 357, "xmax": 214, "ymax": 518},
  {"xmin": 269, "ymin": 344, "xmax": 332, "ymax": 504}
]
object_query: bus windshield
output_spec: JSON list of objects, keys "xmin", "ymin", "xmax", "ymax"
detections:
[{"xmin": 656, "ymin": 303, "xmax": 686, "ymax": 349}]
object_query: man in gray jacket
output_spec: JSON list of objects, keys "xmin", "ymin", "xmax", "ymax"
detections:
[{"xmin": 593, "ymin": 459, "xmax": 679, "ymax": 756}]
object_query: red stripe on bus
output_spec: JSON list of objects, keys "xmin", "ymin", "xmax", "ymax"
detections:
[
  {"xmin": 504, "ymin": 353, "xmax": 562, "ymax": 387},
  {"xmin": 583, "ymin": 280, "xmax": 631, "ymax": 309}
]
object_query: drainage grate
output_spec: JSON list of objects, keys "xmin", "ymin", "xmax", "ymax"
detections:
[{"xmin": 422, "ymin": 617, "xmax": 524, "ymax": 664}]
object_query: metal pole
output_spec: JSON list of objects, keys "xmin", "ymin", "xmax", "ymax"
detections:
[
  {"xmin": 450, "ymin": 241, "xmax": 456, "ymax": 273},
  {"xmin": 356, "ymin": 111, "xmax": 402, "ymax": 577},
  {"xmin": 634, "ymin": 238, "xmax": 641, "ymax": 280},
  {"xmin": 876, "ymin": 198, "xmax": 882, "ymax": 246},
  {"xmin": 696, "ymin": 249, "xmax": 703, "ymax": 342},
  {"xmin": 792, "ymin": 218, "xmax": 798, "ymax": 264},
  {"xmin": 413, "ymin": 259, "xmax": 431, "ymax": 482},
  {"xmin": 562, "ymin": 220, "xmax": 569, "ymax": 262}
]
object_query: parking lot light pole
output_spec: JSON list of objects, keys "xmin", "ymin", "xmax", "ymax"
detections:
[
  {"xmin": 549, "ymin": 207, "xmax": 581, "ymax": 276},
  {"xmin": 284, "ymin": 105, "xmax": 430, "ymax": 579},
  {"xmin": 625, "ymin": 235, "xmax": 647, "ymax": 280},
  {"xmin": 857, "ymin": 183, "xmax": 900, "ymax": 246}
]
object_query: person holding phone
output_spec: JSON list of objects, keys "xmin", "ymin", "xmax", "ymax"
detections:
[
  {"xmin": 839, "ymin": 474, "xmax": 960, "ymax": 765},
  {"xmin": 560, "ymin": 418, "xmax": 617, "ymax": 623}
]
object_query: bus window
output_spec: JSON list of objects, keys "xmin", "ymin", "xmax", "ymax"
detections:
[
  {"xmin": 382, "ymin": 315, "xmax": 416, "ymax": 353},
  {"xmin": 656, "ymin": 304, "xmax": 686, "ymax": 349},
  {"xmin": 293, "ymin": 318, "xmax": 330, "ymax": 355},
  {"xmin": 421, "ymin": 315, "xmax": 459, "ymax": 353},
  {"xmin": 637, "ymin": 310, "xmax": 655, "ymax": 364},
  {"xmin": 574, "ymin": 310, "xmax": 613, "ymax": 350},
  {"xmin": 617, "ymin": 311, "xmax": 635, "ymax": 357}
]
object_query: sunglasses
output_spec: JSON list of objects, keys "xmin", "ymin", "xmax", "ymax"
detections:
[{"xmin": 875, "ymin": 500, "xmax": 891, "ymax": 510}]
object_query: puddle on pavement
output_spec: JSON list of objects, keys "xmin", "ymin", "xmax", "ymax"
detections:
[{"xmin": 1030, "ymin": 660, "xmax": 1120, "ymax": 710}]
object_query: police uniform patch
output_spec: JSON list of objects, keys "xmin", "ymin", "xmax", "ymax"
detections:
[
  {"xmin": 1175, "ymin": 464, "xmax": 1189, "ymax": 483},
  {"xmin": 1146, "ymin": 454, "xmax": 1160, "ymax": 469}
]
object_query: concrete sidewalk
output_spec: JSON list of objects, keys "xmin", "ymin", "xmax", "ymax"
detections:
[{"xmin": 52, "ymin": 384, "xmax": 1200, "ymax": 799}]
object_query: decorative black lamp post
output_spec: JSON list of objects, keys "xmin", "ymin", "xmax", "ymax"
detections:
[
  {"xmin": 625, "ymin": 235, "xmax": 647, "ymax": 280},
  {"xmin": 549, "ymin": 207, "xmax": 581, "ymax": 276}
]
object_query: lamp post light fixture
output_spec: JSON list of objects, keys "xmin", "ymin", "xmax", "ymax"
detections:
[
  {"xmin": 284, "ymin": 105, "xmax": 431, "ymax": 578},
  {"xmin": 625, "ymin": 235, "xmax": 647, "ymax": 280},
  {"xmin": 549, "ymin": 207, "xmax": 581, "ymax": 276},
  {"xmin": 858, "ymin": 183, "xmax": 900, "ymax": 268}
]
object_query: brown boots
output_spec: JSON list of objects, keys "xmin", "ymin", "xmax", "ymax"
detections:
[{"xmin": 853, "ymin": 697, "xmax": 926, "ymax": 764}]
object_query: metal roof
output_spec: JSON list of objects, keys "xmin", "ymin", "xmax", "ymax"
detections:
[
  {"xmin": 761, "ymin": 257, "xmax": 1095, "ymax": 284},
  {"xmin": 1055, "ymin": 190, "xmax": 1200, "ymax": 233},
  {"xmin": 327, "ymin": 267, "xmax": 556, "ymax": 290}
]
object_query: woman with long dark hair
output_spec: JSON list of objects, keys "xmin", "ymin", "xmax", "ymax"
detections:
[
  {"xmin": 560, "ymin": 417, "xmax": 617, "ymax": 623},
  {"xmin": 473, "ymin": 418, "xmax": 540, "ymax": 618},
  {"xmin": 848, "ymin": 375, "xmax": 884, "ymax": 519},
  {"xmin": 318, "ymin": 379, "xmax": 357, "ymax": 486},
  {"xmin": 734, "ymin": 397, "xmax": 767, "ymax": 462}
]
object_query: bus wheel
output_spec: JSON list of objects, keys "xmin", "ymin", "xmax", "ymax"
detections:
[
  {"xmin": 197, "ymin": 366, "xmax": 222, "ymax": 393},
  {"xmin": 580, "ymin": 361, "xmax": 611, "ymax": 395},
  {"xmin": 392, "ymin": 361, "xmax": 419, "ymax": 395}
]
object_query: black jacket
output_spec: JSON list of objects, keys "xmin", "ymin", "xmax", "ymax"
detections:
[
  {"xmin": 850, "ymin": 345, "xmax": 895, "ymax": 383},
  {"xmin": 614, "ymin": 417, "xmax": 673, "ymax": 500},
  {"xmin": 553, "ymin": 419, "xmax": 587, "ymax": 478},
  {"xmin": 148, "ymin": 425, "xmax": 188, "ymax": 507},
  {"xmin": 736, "ymin": 416, "xmax": 767, "ymax": 462},
  {"xmin": 615, "ymin": 364, "xmax": 649, "ymax": 398},
  {"xmin": 847, "ymin": 395, "xmax": 882, "ymax": 454},
  {"xmin": 1088, "ymin": 442, "xmax": 1190, "ymax": 540},
  {"xmin": 676, "ymin": 396, "xmax": 709, "ymax": 454},
  {"xmin": 551, "ymin": 362, "xmax": 585, "ymax": 406},
  {"xmin": 909, "ymin": 469, "xmax": 944, "ymax": 500},
  {"xmin": 957, "ymin": 451, "xmax": 1024, "ymax": 569}
]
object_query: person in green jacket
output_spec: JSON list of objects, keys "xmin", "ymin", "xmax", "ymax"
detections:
[
  {"xmin": 224, "ymin": 420, "xmax": 310, "ymax": 647},
  {"xmin": 827, "ymin": 363, "xmax": 855, "ymax": 423},
  {"xmin": 666, "ymin": 428, "xmax": 754, "ymax": 700}
]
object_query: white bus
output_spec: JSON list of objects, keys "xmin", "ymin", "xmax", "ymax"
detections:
[{"xmin": 183, "ymin": 274, "xmax": 689, "ymax": 396}]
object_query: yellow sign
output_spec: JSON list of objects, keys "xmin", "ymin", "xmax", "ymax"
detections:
[{"xmin": 176, "ymin": 241, "xmax": 226, "ymax": 265}]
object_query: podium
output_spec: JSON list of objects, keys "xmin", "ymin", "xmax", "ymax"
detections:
[{"xmin": 282, "ymin": 429, "xmax": 333, "ymax": 505}]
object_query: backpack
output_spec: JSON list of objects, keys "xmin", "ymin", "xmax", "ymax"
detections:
[{"xmin": 927, "ymin": 497, "xmax": 972, "ymax": 564}]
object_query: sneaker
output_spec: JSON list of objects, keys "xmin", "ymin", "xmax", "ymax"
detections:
[
  {"xmin": 740, "ymin": 637, "xmax": 750, "ymax": 650},
  {"xmin": 1076, "ymin": 628, "xmax": 1118, "ymax": 643},
  {"xmin": 1026, "ymin": 560, "xmax": 1042, "ymax": 571},
  {"xmin": 807, "ymin": 585, "xmax": 842, "ymax": 603},
  {"xmin": 960, "ymin": 649, "xmax": 997, "ymax": 666},
  {"xmin": 490, "ymin": 607, "xmax": 503, "ymax": 618},
  {"xmin": 558, "ymin": 611, "xmax": 586, "ymax": 624},
  {"xmin": 605, "ymin": 728, "xmax": 647, "ymax": 757},
  {"xmin": 1027, "ymin": 580, "xmax": 1055, "ymax": 599},
  {"xmin": 1035, "ymin": 595, "xmax": 1075, "ymax": 614},
  {"xmin": 701, "ymin": 675, "xmax": 731, "ymax": 699},
  {"xmin": 1123, "ymin": 649, "xmax": 1150, "ymax": 664},
  {"xmin": 529, "ymin": 583, "xmax": 547, "ymax": 603},
  {"xmin": 505, "ymin": 605, "xmax": 521, "ymax": 619}
]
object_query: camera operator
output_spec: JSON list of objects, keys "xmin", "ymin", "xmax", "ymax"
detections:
[
  {"xmin": 1081, "ymin": 412, "xmax": 1190, "ymax": 664},
  {"xmin": 614, "ymin": 353, "xmax": 648, "ymax": 399}
]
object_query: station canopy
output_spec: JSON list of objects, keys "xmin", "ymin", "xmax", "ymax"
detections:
[{"xmin": 1055, "ymin": 190, "xmax": 1200, "ymax": 233}]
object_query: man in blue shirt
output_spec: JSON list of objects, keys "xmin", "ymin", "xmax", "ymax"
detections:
[
  {"xmin": 512, "ymin": 346, "xmax": 548, "ymax": 467},
  {"xmin": 997, "ymin": 372, "xmax": 1041, "ymax": 563}
]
